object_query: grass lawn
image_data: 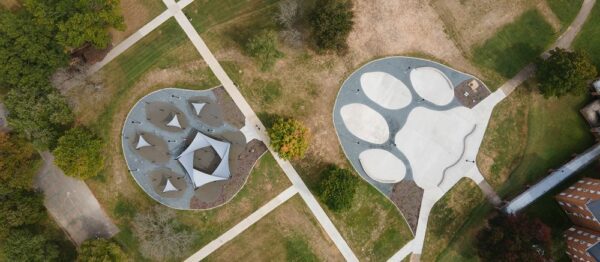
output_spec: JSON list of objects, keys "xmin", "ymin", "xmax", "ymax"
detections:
[
  {"xmin": 99, "ymin": 153, "xmax": 292, "ymax": 260},
  {"xmin": 524, "ymin": 162, "xmax": 600, "ymax": 261},
  {"xmin": 472, "ymin": 9, "xmax": 556, "ymax": 79},
  {"xmin": 183, "ymin": 0, "xmax": 279, "ymax": 34},
  {"xmin": 574, "ymin": 2, "xmax": 600, "ymax": 68},
  {"xmin": 422, "ymin": 178, "xmax": 485, "ymax": 261},
  {"xmin": 547, "ymin": 0, "xmax": 584, "ymax": 28},
  {"xmin": 204, "ymin": 195, "xmax": 343, "ymax": 261},
  {"xmin": 431, "ymin": 80, "xmax": 595, "ymax": 261}
]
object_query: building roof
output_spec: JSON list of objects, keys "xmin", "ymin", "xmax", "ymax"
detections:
[
  {"xmin": 136, "ymin": 135, "xmax": 152, "ymax": 149},
  {"xmin": 192, "ymin": 102, "xmax": 206, "ymax": 115},
  {"xmin": 163, "ymin": 179, "xmax": 178, "ymax": 192},
  {"xmin": 176, "ymin": 131, "xmax": 231, "ymax": 188},
  {"xmin": 588, "ymin": 241, "xmax": 600, "ymax": 261},
  {"xmin": 166, "ymin": 114, "xmax": 182, "ymax": 128},
  {"xmin": 587, "ymin": 199, "xmax": 600, "ymax": 222}
]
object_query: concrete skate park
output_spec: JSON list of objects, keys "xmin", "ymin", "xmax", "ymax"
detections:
[
  {"xmin": 333, "ymin": 56, "xmax": 502, "ymax": 231},
  {"xmin": 122, "ymin": 87, "xmax": 267, "ymax": 210}
]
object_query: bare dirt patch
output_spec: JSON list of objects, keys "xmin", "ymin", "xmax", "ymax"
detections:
[
  {"xmin": 430, "ymin": 0, "xmax": 557, "ymax": 52},
  {"xmin": 0, "ymin": 0, "xmax": 19, "ymax": 10}
]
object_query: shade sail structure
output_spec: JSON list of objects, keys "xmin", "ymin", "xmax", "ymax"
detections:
[
  {"xmin": 166, "ymin": 114, "xmax": 182, "ymax": 128},
  {"xmin": 136, "ymin": 135, "xmax": 152, "ymax": 149},
  {"xmin": 163, "ymin": 179, "xmax": 178, "ymax": 192},
  {"xmin": 176, "ymin": 131, "xmax": 231, "ymax": 188},
  {"xmin": 192, "ymin": 103, "xmax": 206, "ymax": 115}
]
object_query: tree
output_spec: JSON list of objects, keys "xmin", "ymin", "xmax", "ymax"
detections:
[
  {"xmin": 245, "ymin": 29, "xmax": 284, "ymax": 71},
  {"xmin": 133, "ymin": 206, "xmax": 194, "ymax": 261},
  {"xmin": 4, "ymin": 84, "xmax": 73, "ymax": 149},
  {"xmin": 536, "ymin": 48, "xmax": 597, "ymax": 98},
  {"xmin": 54, "ymin": 127, "xmax": 104, "ymax": 179},
  {"xmin": 268, "ymin": 118, "xmax": 310, "ymax": 160},
  {"xmin": 310, "ymin": 0, "xmax": 354, "ymax": 53},
  {"xmin": 476, "ymin": 213, "xmax": 552, "ymax": 261},
  {"xmin": 318, "ymin": 166, "xmax": 358, "ymax": 211},
  {"xmin": 2, "ymin": 228, "xmax": 59, "ymax": 262},
  {"xmin": 24, "ymin": 0, "xmax": 125, "ymax": 49},
  {"xmin": 78, "ymin": 238, "xmax": 125, "ymax": 262},
  {"xmin": 0, "ymin": 132, "xmax": 41, "ymax": 189},
  {"xmin": 0, "ymin": 187, "xmax": 46, "ymax": 231},
  {"xmin": 0, "ymin": 10, "xmax": 67, "ymax": 88}
]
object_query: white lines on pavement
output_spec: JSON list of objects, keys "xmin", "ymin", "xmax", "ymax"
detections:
[{"xmin": 184, "ymin": 186, "xmax": 298, "ymax": 262}]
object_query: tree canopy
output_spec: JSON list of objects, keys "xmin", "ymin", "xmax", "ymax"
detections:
[
  {"xmin": 476, "ymin": 213, "xmax": 551, "ymax": 261},
  {"xmin": 0, "ymin": 10, "xmax": 67, "ymax": 88},
  {"xmin": 53, "ymin": 127, "xmax": 104, "ymax": 179},
  {"xmin": 318, "ymin": 166, "xmax": 358, "ymax": 211},
  {"xmin": 245, "ymin": 29, "xmax": 284, "ymax": 71},
  {"xmin": 0, "ymin": 132, "xmax": 41, "ymax": 189},
  {"xmin": 268, "ymin": 118, "xmax": 310, "ymax": 160},
  {"xmin": 310, "ymin": 0, "xmax": 354, "ymax": 53},
  {"xmin": 536, "ymin": 48, "xmax": 597, "ymax": 98},
  {"xmin": 0, "ymin": 187, "xmax": 46, "ymax": 231},
  {"xmin": 24, "ymin": 0, "xmax": 125, "ymax": 49},
  {"xmin": 78, "ymin": 238, "xmax": 125, "ymax": 262},
  {"xmin": 4, "ymin": 84, "xmax": 74, "ymax": 149},
  {"xmin": 2, "ymin": 228, "xmax": 59, "ymax": 262}
]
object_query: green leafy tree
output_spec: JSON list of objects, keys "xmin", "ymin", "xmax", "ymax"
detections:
[
  {"xmin": 0, "ymin": 132, "xmax": 41, "ymax": 189},
  {"xmin": 268, "ymin": 118, "xmax": 310, "ymax": 160},
  {"xmin": 78, "ymin": 238, "xmax": 125, "ymax": 262},
  {"xmin": 310, "ymin": 0, "xmax": 354, "ymax": 53},
  {"xmin": 536, "ymin": 48, "xmax": 597, "ymax": 98},
  {"xmin": 0, "ymin": 10, "xmax": 67, "ymax": 88},
  {"xmin": 24, "ymin": 0, "xmax": 125, "ymax": 49},
  {"xmin": 2, "ymin": 228, "xmax": 59, "ymax": 262},
  {"xmin": 54, "ymin": 127, "xmax": 104, "ymax": 179},
  {"xmin": 245, "ymin": 30, "xmax": 284, "ymax": 71},
  {"xmin": 0, "ymin": 187, "xmax": 45, "ymax": 236},
  {"xmin": 4, "ymin": 84, "xmax": 74, "ymax": 149},
  {"xmin": 318, "ymin": 166, "xmax": 358, "ymax": 211},
  {"xmin": 476, "ymin": 213, "xmax": 552, "ymax": 261}
]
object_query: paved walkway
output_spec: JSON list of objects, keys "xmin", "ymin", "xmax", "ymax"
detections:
[
  {"xmin": 164, "ymin": 0, "xmax": 358, "ymax": 260},
  {"xmin": 501, "ymin": 0, "xmax": 595, "ymax": 96},
  {"xmin": 184, "ymin": 186, "xmax": 298, "ymax": 261},
  {"xmin": 505, "ymin": 143, "xmax": 600, "ymax": 213},
  {"xmin": 35, "ymin": 152, "xmax": 119, "ymax": 245}
]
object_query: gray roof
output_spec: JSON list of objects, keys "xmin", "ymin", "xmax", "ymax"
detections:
[{"xmin": 587, "ymin": 241, "xmax": 600, "ymax": 261}]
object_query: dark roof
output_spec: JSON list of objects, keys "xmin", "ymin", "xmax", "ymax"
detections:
[
  {"xmin": 587, "ymin": 241, "xmax": 600, "ymax": 261},
  {"xmin": 586, "ymin": 199, "xmax": 600, "ymax": 221}
]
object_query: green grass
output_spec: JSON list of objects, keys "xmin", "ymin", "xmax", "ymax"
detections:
[
  {"xmin": 204, "ymin": 196, "xmax": 340, "ymax": 261},
  {"xmin": 317, "ymin": 176, "xmax": 413, "ymax": 261},
  {"xmin": 547, "ymin": 0, "xmax": 584, "ymax": 28},
  {"xmin": 183, "ymin": 0, "xmax": 279, "ymax": 34},
  {"xmin": 430, "ymin": 81, "xmax": 595, "ymax": 261},
  {"xmin": 524, "ymin": 163, "xmax": 600, "ymax": 261},
  {"xmin": 574, "ymin": 2, "xmax": 600, "ymax": 68},
  {"xmin": 422, "ymin": 179, "xmax": 485, "ymax": 261},
  {"xmin": 473, "ymin": 9, "xmax": 556, "ymax": 78}
]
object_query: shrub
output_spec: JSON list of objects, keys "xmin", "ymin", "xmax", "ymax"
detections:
[
  {"xmin": 2, "ymin": 228, "xmax": 59, "ymax": 262},
  {"xmin": 268, "ymin": 118, "xmax": 310, "ymax": 160},
  {"xmin": 536, "ymin": 48, "xmax": 597, "ymax": 98},
  {"xmin": 476, "ymin": 213, "xmax": 552, "ymax": 261},
  {"xmin": 0, "ymin": 132, "xmax": 41, "ymax": 189},
  {"xmin": 310, "ymin": 0, "xmax": 354, "ymax": 53},
  {"xmin": 53, "ymin": 127, "xmax": 104, "ymax": 179},
  {"xmin": 245, "ymin": 30, "xmax": 284, "ymax": 71},
  {"xmin": 78, "ymin": 238, "xmax": 125, "ymax": 262},
  {"xmin": 0, "ymin": 187, "xmax": 45, "ymax": 234},
  {"xmin": 318, "ymin": 166, "xmax": 358, "ymax": 211}
]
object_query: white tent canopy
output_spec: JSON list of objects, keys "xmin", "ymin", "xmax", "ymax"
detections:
[
  {"xmin": 163, "ymin": 179, "xmax": 178, "ymax": 192},
  {"xmin": 176, "ymin": 131, "xmax": 231, "ymax": 188},
  {"xmin": 136, "ymin": 135, "xmax": 152, "ymax": 149},
  {"xmin": 192, "ymin": 103, "xmax": 206, "ymax": 115},
  {"xmin": 166, "ymin": 114, "xmax": 182, "ymax": 128}
]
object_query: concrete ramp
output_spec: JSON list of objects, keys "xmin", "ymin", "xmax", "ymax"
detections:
[{"xmin": 35, "ymin": 152, "xmax": 119, "ymax": 245}]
